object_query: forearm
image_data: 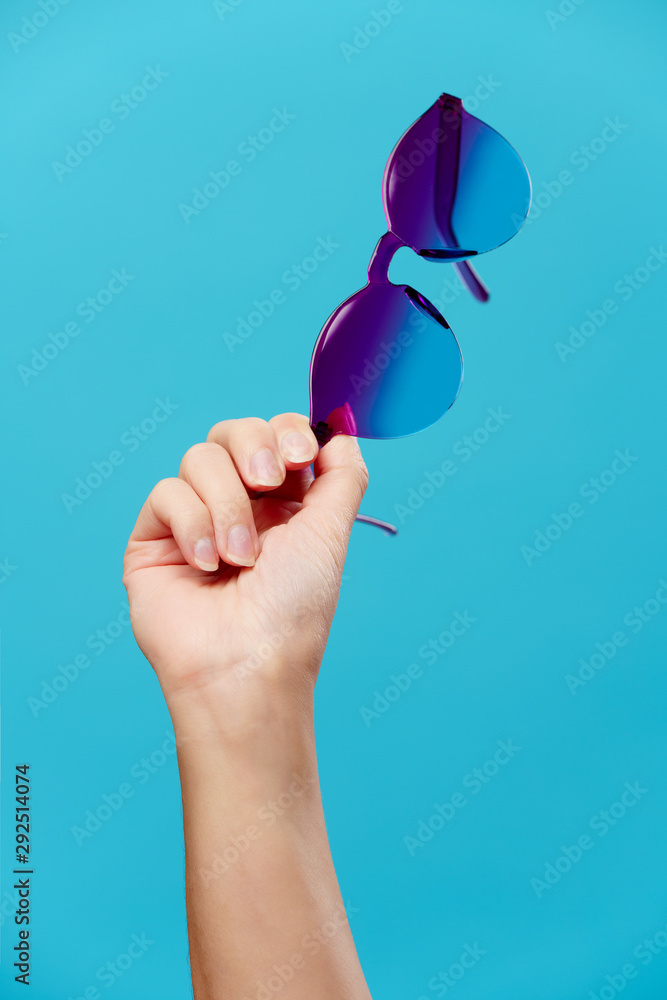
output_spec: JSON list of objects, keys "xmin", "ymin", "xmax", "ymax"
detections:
[{"xmin": 163, "ymin": 674, "xmax": 373, "ymax": 1000}]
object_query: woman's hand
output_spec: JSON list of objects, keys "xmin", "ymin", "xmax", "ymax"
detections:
[
  {"xmin": 122, "ymin": 412, "xmax": 368, "ymax": 716},
  {"xmin": 123, "ymin": 413, "xmax": 374, "ymax": 1000}
]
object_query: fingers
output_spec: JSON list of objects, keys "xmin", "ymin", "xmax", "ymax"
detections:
[
  {"xmin": 131, "ymin": 415, "xmax": 352, "ymax": 576},
  {"xmin": 175, "ymin": 415, "xmax": 319, "ymax": 571},
  {"xmin": 267, "ymin": 413, "xmax": 318, "ymax": 469},
  {"xmin": 207, "ymin": 414, "xmax": 318, "ymax": 491},
  {"xmin": 301, "ymin": 433, "xmax": 369, "ymax": 541},
  {"xmin": 129, "ymin": 477, "xmax": 221, "ymax": 573},
  {"xmin": 206, "ymin": 417, "xmax": 285, "ymax": 490},
  {"xmin": 179, "ymin": 443, "xmax": 258, "ymax": 568}
]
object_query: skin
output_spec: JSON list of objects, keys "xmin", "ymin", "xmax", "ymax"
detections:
[{"xmin": 123, "ymin": 412, "xmax": 373, "ymax": 1000}]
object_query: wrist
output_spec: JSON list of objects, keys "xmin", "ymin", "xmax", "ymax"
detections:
[{"xmin": 161, "ymin": 661, "xmax": 319, "ymax": 778}]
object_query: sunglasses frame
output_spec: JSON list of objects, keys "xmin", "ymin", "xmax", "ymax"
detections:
[{"xmin": 305, "ymin": 92, "xmax": 530, "ymax": 532}]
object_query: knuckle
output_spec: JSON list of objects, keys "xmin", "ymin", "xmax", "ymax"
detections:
[
  {"xmin": 181, "ymin": 441, "xmax": 217, "ymax": 472},
  {"xmin": 187, "ymin": 511, "xmax": 211, "ymax": 536},
  {"xmin": 240, "ymin": 416, "xmax": 269, "ymax": 435},
  {"xmin": 206, "ymin": 420, "xmax": 227, "ymax": 442},
  {"xmin": 186, "ymin": 441, "xmax": 216, "ymax": 462},
  {"xmin": 282, "ymin": 411, "xmax": 309, "ymax": 423},
  {"xmin": 271, "ymin": 412, "xmax": 309, "ymax": 432},
  {"xmin": 207, "ymin": 417, "xmax": 269, "ymax": 444},
  {"xmin": 151, "ymin": 476, "xmax": 179, "ymax": 500},
  {"xmin": 212, "ymin": 495, "xmax": 247, "ymax": 525}
]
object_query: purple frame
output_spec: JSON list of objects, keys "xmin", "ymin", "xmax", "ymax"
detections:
[{"xmin": 305, "ymin": 93, "xmax": 530, "ymax": 533}]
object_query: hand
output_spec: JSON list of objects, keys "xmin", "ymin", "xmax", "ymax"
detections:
[
  {"xmin": 123, "ymin": 413, "xmax": 373, "ymax": 999},
  {"xmin": 122, "ymin": 412, "xmax": 368, "ymax": 716}
]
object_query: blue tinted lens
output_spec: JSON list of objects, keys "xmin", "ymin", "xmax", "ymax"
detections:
[
  {"xmin": 309, "ymin": 282, "xmax": 463, "ymax": 440},
  {"xmin": 448, "ymin": 108, "xmax": 532, "ymax": 255},
  {"xmin": 383, "ymin": 95, "xmax": 531, "ymax": 259}
]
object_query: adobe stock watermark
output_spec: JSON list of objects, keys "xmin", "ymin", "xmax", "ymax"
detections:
[
  {"xmin": 60, "ymin": 396, "xmax": 179, "ymax": 514},
  {"xmin": 70, "ymin": 732, "xmax": 177, "ymax": 846},
  {"xmin": 348, "ymin": 314, "xmax": 426, "ymax": 396},
  {"xmin": 520, "ymin": 449, "xmax": 638, "ymax": 567},
  {"xmin": 0, "ymin": 557, "xmax": 17, "ymax": 584},
  {"xmin": 555, "ymin": 246, "xmax": 667, "ymax": 362},
  {"xmin": 232, "ymin": 609, "xmax": 314, "ymax": 683},
  {"xmin": 65, "ymin": 932, "xmax": 155, "ymax": 999},
  {"xmin": 530, "ymin": 781, "xmax": 647, "ymax": 898},
  {"xmin": 26, "ymin": 602, "xmax": 132, "ymax": 717},
  {"xmin": 231, "ymin": 582, "xmax": 334, "ymax": 682},
  {"xmin": 0, "ymin": 888, "xmax": 21, "ymax": 929},
  {"xmin": 17, "ymin": 268, "xmax": 135, "ymax": 385},
  {"xmin": 213, "ymin": 0, "xmax": 244, "ymax": 19},
  {"xmin": 232, "ymin": 619, "xmax": 300, "ymax": 682},
  {"xmin": 565, "ymin": 579, "xmax": 667, "ymax": 695},
  {"xmin": 223, "ymin": 236, "xmax": 340, "ymax": 352},
  {"xmin": 359, "ymin": 611, "xmax": 476, "ymax": 727},
  {"xmin": 588, "ymin": 917, "xmax": 667, "ymax": 1000},
  {"xmin": 383, "ymin": 76, "xmax": 501, "ymax": 186},
  {"xmin": 340, "ymin": 1, "xmax": 409, "ymax": 62},
  {"xmin": 431, "ymin": 271, "xmax": 468, "ymax": 313},
  {"xmin": 511, "ymin": 117, "xmax": 629, "ymax": 232},
  {"xmin": 200, "ymin": 773, "xmax": 317, "ymax": 886},
  {"xmin": 239, "ymin": 901, "xmax": 360, "ymax": 1000},
  {"xmin": 431, "ymin": 260, "xmax": 491, "ymax": 313},
  {"xmin": 51, "ymin": 67, "xmax": 169, "ymax": 181},
  {"xmin": 393, "ymin": 407, "xmax": 511, "ymax": 525},
  {"xmin": 404, "ymin": 740, "xmax": 520, "ymax": 857},
  {"xmin": 545, "ymin": 0, "xmax": 587, "ymax": 31},
  {"xmin": 179, "ymin": 106, "xmax": 296, "ymax": 224},
  {"xmin": 462, "ymin": 75, "xmax": 502, "ymax": 114},
  {"xmin": 7, "ymin": 0, "xmax": 73, "ymax": 54},
  {"xmin": 415, "ymin": 942, "xmax": 487, "ymax": 999}
]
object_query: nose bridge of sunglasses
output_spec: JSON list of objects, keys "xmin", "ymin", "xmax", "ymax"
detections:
[
  {"xmin": 367, "ymin": 231, "xmax": 405, "ymax": 284},
  {"xmin": 367, "ymin": 230, "xmax": 490, "ymax": 306}
]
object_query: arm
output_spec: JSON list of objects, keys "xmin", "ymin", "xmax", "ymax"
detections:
[
  {"xmin": 166, "ymin": 683, "xmax": 368, "ymax": 999},
  {"xmin": 453, "ymin": 260, "xmax": 490, "ymax": 302},
  {"xmin": 123, "ymin": 412, "xmax": 373, "ymax": 1000}
]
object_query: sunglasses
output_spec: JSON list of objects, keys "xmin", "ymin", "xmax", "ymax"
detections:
[{"xmin": 305, "ymin": 92, "xmax": 531, "ymax": 532}]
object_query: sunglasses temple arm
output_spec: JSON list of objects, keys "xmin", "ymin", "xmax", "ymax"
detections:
[
  {"xmin": 454, "ymin": 260, "xmax": 490, "ymax": 303},
  {"xmin": 355, "ymin": 513, "xmax": 398, "ymax": 535}
]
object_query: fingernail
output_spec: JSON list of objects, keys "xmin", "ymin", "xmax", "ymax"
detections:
[
  {"xmin": 194, "ymin": 537, "xmax": 219, "ymax": 572},
  {"xmin": 281, "ymin": 432, "xmax": 314, "ymax": 462},
  {"xmin": 227, "ymin": 524, "xmax": 255, "ymax": 566},
  {"xmin": 249, "ymin": 447, "xmax": 283, "ymax": 486}
]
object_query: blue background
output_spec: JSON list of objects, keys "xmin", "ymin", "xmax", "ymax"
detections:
[{"xmin": 2, "ymin": 0, "xmax": 667, "ymax": 997}]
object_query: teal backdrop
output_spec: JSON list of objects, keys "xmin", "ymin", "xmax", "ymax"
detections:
[{"xmin": 2, "ymin": 1, "xmax": 667, "ymax": 997}]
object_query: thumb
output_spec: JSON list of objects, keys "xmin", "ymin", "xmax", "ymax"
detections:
[{"xmin": 299, "ymin": 433, "xmax": 369, "ymax": 545}]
